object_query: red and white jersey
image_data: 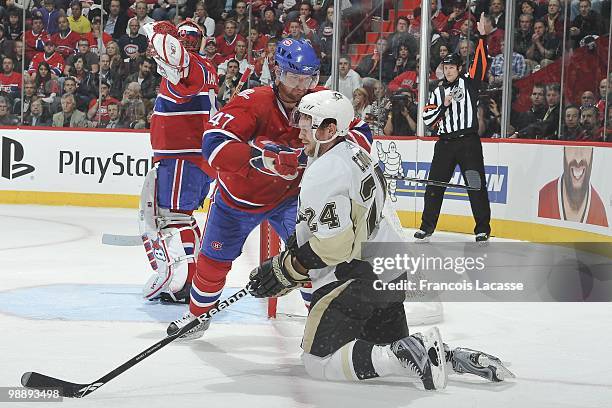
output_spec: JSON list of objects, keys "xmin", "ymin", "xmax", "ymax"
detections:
[
  {"xmin": 202, "ymin": 52, "xmax": 226, "ymax": 68},
  {"xmin": 215, "ymin": 34, "xmax": 246, "ymax": 58},
  {"xmin": 50, "ymin": 30, "xmax": 80, "ymax": 58},
  {"xmin": 24, "ymin": 29, "xmax": 51, "ymax": 60},
  {"xmin": 538, "ymin": 177, "xmax": 608, "ymax": 227},
  {"xmin": 283, "ymin": 17, "xmax": 318, "ymax": 36},
  {"xmin": 150, "ymin": 52, "xmax": 219, "ymax": 175},
  {"xmin": 202, "ymin": 85, "xmax": 372, "ymax": 213},
  {"xmin": 89, "ymin": 96, "xmax": 120, "ymax": 123},
  {"xmin": 28, "ymin": 52, "xmax": 65, "ymax": 76},
  {"xmin": 82, "ymin": 31, "xmax": 113, "ymax": 54},
  {"xmin": 0, "ymin": 71, "xmax": 22, "ymax": 94}
]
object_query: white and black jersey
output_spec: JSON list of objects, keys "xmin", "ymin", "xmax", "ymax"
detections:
[
  {"xmin": 423, "ymin": 39, "xmax": 489, "ymax": 138},
  {"xmin": 295, "ymin": 140, "xmax": 405, "ymax": 291}
]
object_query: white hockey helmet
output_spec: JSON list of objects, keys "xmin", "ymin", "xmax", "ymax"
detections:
[
  {"xmin": 294, "ymin": 90, "xmax": 354, "ymax": 157},
  {"xmin": 297, "ymin": 90, "xmax": 354, "ymax": 134}
]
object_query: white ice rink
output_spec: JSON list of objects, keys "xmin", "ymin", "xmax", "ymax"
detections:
[{"xmin": 1, "ymin": 204, "xmax": 611, "ymax": 408}]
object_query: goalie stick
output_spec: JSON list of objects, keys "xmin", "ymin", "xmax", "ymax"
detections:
[
  {"xmin": 385, "ymin": 169, "xmax": 482, "ymax": 191},
  {"xmin": 101, "ymin": 233, "xmax": 142, "ymax": 246},
  {"xmin": 21, "ymin": 286, "xmax": 250, "ymax": 398}
]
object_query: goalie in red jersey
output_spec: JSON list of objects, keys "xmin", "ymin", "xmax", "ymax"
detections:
[
  {"xmin": 138, "ymin": 20, "xmax": 219, "ymax": 304},
  {"xmin": 167, "ymin": 38, "xmax": 372, "ymax": 339}
]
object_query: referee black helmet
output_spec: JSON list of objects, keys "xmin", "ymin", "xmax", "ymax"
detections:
[{"xmin": 441, "ymin": 53, "xmax": 463, "ymax": 66}]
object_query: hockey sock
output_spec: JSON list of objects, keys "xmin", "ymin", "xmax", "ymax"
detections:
[
  {"xmin": 189, "ymin": 254, "xmax": 231, "ymax": 316},
  {"xmin": 302, "ymin": 340, "xmax": 412, "ymax": 381}
]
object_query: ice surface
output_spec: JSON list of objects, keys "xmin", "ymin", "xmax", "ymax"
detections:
[{"xmin": 1, "ymin": 205, "xmax": 611, "ymax": 408}]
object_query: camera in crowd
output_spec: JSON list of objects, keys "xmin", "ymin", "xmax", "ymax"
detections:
[{"xmin": 390, "ymin": 88, "xmax": 416, "ymax": 111}]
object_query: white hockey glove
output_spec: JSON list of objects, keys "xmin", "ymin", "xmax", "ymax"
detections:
[{"xmin": 143, "ymin": 21, "xmax": 190, "ymax": 85}]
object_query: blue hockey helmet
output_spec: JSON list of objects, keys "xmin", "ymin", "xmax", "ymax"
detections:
[{"xmin": 275, "ymin": 38, "xmax": 320, "ymax": 75}]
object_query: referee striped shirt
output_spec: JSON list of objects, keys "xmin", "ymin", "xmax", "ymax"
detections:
[{"xmin": 423, "ymin": 38, "xmax": 489, "ymax": 138}]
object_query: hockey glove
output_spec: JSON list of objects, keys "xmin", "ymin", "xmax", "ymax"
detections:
[
  {"xmin": 143, "ymin": 22, "xmax": 190, "ymax": 85},
  {"xmin": 248, "ymin": 250, "xmax": 311, "ymax": 298},
  {"xmin": 249, "ymin": 143, "xmax": 306, "ymax": 180}
]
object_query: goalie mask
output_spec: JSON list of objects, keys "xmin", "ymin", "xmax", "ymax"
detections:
[
  {"xmin": 293, "ymin": 90, "xmax": 354, "ymax": 158},
  {"xmin": 177, "ymin": 21, "xmax": 203, "ymax": 52}
]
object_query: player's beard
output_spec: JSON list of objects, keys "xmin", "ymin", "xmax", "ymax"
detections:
[
  {"xmin": 276, "ymin": 83, "xmax": 307, "ymax": 107},
  {"xmin": 562, "ymin": 157, "xmax": 591, "ymax": 211}
]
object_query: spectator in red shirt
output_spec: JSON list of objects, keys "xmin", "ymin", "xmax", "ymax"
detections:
[
  {"xmin": 83, "ymin": 16, "xmax": 113, "ymax": 55},
  {"xmin": 88, "ymin": 80, "xmax": 120, "ymax": 125},
  {"xmin": 296, "ymin": 2, "xmax": 319, "ymax": 37},
  {"xmin": 596, "ymin": 77, "xmax": 610, "ymax": 117},
  {"xmin": 0, "ymin": 57, "xmax": 22, "ymax": 105},
  {"xmin": 431, "ymin": 0, "xmax": 450, "ymax": 34},
  {"xmin": 216, "ymin": 20, "xmax": 246, "ymax": 58},
  {"xmin": 248, "ymin": 26, "xmax": 269, "ymax": 60},
  {"xmin": 51, "ymin": 16, "xmax": 81, "ymax": 59},
  {"xmin": 254, "ymin": 39, "xmax": 276, "ymax": 85},
  {"xmin": 24, "ymin": 15, "xmax": 51, "ymax": 62},
  {"xmin": 202, "ymin": 38, "xmax": 226, "ymax": 68},
  {"xmin": 441, "ymin": 1, "xmax": 476, "ymax": 39},
  {"xmin": 28, "ymin": 41, "xmax": 65, "ymax": 77}
]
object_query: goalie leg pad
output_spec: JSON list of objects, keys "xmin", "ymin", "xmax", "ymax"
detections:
[{"xmin": 140, "ymin": 161, "xmax": 209, "ymax": 300}]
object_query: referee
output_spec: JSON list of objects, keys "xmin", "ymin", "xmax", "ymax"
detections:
[{"xmin": 416, "ymin": 12, "xmax": 492, "ymax": 244}]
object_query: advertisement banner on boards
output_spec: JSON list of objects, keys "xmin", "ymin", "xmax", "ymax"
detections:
[{"xmin": 0, "ymin": 129, "xmax": 152, "ymax": 195}]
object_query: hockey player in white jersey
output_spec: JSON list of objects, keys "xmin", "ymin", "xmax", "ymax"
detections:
[{"xmin": 248, "ymin": 90, "xmax": 514, "ymax": 389}]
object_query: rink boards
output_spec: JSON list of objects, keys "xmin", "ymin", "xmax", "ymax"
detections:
[{"xmin": 0, "ymin": 128, "xmax": 610, "ymax": 241}]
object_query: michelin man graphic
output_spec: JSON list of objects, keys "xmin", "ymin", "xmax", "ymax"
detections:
[{"xmin": 376, "ymin": 141, "xmax": 403, "ymax": 202}]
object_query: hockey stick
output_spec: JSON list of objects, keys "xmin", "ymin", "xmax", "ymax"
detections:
[
  {"xmin": 21, "ymin": 286, "xmax": 250, "ymax": 398},
  {"xmin": 101, "ymin": 233, "xmax": 142, "ymax": 246},
  {"xmin": 385, "ymin": 169, "xmax": 482, "ymax": 191}
]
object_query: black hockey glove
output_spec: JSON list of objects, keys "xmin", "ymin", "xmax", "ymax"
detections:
[{"xmin": 248, "ymin": 250, "xmax": 311, "ymax": 298}]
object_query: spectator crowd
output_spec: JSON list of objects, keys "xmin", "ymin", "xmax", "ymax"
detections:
[{"xmin": 0, "ymin": 0, "xmax": 609, "ymax": 141}]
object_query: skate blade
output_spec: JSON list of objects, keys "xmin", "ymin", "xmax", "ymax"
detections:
[
  {"xmin": 422, "ymin": 327, "xmax": 448, "ymax": 390},
  {"xmin": 477, "ymin": 355, "xmax": 516, "ymax": 381},
  {"xmin": 414, "ymin": 237, "xmax": 431, "ymax": 244}
]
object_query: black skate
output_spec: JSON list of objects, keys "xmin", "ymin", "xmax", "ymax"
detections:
[
  {"xmin": 414, "ymin": 229, "xmax": 432, "ymax": 243},
  {"xmin": 167, "ymin": 312, "xmax": 210, "ymax": 340}
]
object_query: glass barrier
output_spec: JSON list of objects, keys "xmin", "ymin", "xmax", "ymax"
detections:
[{"xmin": 0, "ymin": 0, "xmax": 608, "ymax": 139}]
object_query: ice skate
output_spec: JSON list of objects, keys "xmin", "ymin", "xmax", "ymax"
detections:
[
  {"xmin": 166, "ymin": 311, "xmax": 210, "ymax": 340},
  {"xmin": 448, "ymin": 347, "xmax": 515, "ymax": 382},
  {"xmin": 475, "ymin": 233, "xmax": 490, "ymax": 246},
  {"xmin": 414, "ymin": 229, "xmax": 432, "ymax": 243},
  {"xmin": 390, "ymin": 327, "xmax": 447, "ymax": 390}
]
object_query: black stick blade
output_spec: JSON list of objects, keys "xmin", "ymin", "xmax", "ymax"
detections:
[
  {"xmin": 464, "ymin": 170, "xmax": 482, "ymax": 190},
  {"xmin": 21, "ymin": 371, "xmax": 93, "ymax": 398}
]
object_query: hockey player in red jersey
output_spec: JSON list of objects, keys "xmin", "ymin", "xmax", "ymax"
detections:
[
  {"xmin": 139, "ymin": 20, "xmax": 219, "ymax": 304},
  {"xmin": 167, "ymin": 38, "xmax": 372, "ymax": 339}
]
